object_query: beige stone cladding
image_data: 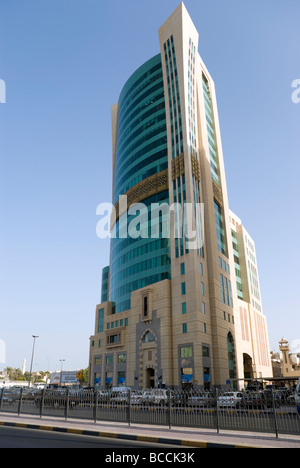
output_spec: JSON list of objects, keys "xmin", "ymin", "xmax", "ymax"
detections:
[
  {"xmin": 89, "ymin": 280, "xmax": 173, "ymax": 388},
  {"xmin": 157, "ymin": 2, "xmax": 240, "ymax": 389},
  {"xmin": 230, "ymin": 211, "xmax": 273, "ymax": 382}
]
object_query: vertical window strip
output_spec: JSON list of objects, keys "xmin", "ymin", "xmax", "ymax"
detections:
[
  {"xmin": 170, "ymin": 36, "xmax": 183, "ymax": 155},
  {"xmin": 214, "ymin": 201, "xmax": 227, "ymax": 255},
  {"xmin": 202, "ymin": 74, "xmax": 220, "ymax": 186},
  {"xmin": 188, "ymin": 39, "xmax": 197, "ymax": 158},
  {"xmin": 165, "ymin": 37, "xmax": 182, "ymax": 160},
  {"xmin": 164, "ymin": 42, "xmax": 175, "ymax": 159},
  {"xmin": 220, "ymin": 274, "xmax": 225, "ymax": 303},
  {"xmin": 228, "ymin": 280, "xmax": 233, "ymax": 308},
  {"xmin": 165, "ymin": 37, "xmax": 186, "ymax": 259},
  {"xmin": 192, "ymin": 175, "xmax": 204, "ymax": 258},
  {"xmin": 224, "ymin": 277, "xmax": 229, "ymax": 306}
]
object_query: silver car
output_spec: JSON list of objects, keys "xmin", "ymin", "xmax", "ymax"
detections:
[{"xmin": 218, "ymin": 392, "xmax": 243, "ymax": 409}]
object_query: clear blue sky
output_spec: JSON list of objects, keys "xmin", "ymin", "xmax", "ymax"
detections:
[{"xmin": 0, "ymin": 0, "xmax": 299, "ymax": 371}]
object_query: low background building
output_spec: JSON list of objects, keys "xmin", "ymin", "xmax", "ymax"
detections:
[
  {"xmin": 279, "ymin": 338, "xmax": 300, "ymax": 379},
  {"xmin": 50, "ymin": 370, "xmax": 82, "ymax": 386}
]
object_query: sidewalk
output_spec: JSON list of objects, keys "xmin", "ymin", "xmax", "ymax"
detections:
[{"xmin": 0, "ymin": 412, "xmax": 299, "ymax": 448}]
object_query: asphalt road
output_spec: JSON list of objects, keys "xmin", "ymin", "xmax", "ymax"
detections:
[{"xmin": 0, "ymin": 426, "xmax": 184, "ymax": 448}]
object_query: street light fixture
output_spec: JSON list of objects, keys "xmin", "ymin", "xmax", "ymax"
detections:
[{"xmin": 28, "ymin": 335, "xmax": 39, "ymax": 388}]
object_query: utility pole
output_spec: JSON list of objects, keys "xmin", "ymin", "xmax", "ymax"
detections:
[
  {"xmin": 28, "ymin": 335, "xmax": 39, "ymax": 388},
  {"xmin": 60, "ymin": 359, "xmax": 66, "ymax": 385}
]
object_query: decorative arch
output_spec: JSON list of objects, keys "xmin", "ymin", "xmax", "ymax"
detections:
[
  {"xmin": 139, "ymin": 329, "xmax": 158, "ymax": 389},
  {"xmin": 243, "ymin": 353, "xmax": 254, "ymax": 379},
  {"xmin": 140, "ymin": 329, "xmax": 157, "ymax": 344}
]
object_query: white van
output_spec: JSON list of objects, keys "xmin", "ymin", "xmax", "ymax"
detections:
[
  {"xmin": 110, "ymin": 387, "xmax": 131, "ymax": 403},
  {"xmin": 142, "ymin": 389, "xmax": 170, "ymax": 405}
]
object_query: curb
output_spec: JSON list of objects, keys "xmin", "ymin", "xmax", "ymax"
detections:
[{"xmin": 0, "ymin": 420, "xmax": 265, "ymax": 448}]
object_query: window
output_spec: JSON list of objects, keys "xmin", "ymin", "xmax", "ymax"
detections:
[
  {"xmin": 95, "ymin": 357, "xmax": 102, "ymax": 366},
  {"xmin": 200, "ymin": 263, "xmax": 203, "ymax": 276},
  {"xmin": 99, "ymin": 340, "xmax": 102, "ymax": 347},
  {"xmin": 228, "ymin": 280, "xmax": 233, "ymax": 308},
  {"xmin": 182, "ymin": 302, "xmax": 187, "ymax": 315},
  {"xmin": 220, "ymin": 275, "xmax": 232, "ymax": 307},
  {"xmin": 143, "ymin": 295, "xmax": 149, "ymax": 318},
  {"xmin": 98, "ymin": 308, "xmax": 104, "ymax": 333},
  {"xmin": 107, "ymin": 334, "xmax": 121, "ymax": 345},
  {"xmin": 227, "ymin": 333, "xmax": 236, "ymax": 379},
  {"xmin": 181, "ymin": 368, "xmax": 193, "ymax": 384},
  {"xmin": 224, "ymin": 277, "xmax": 229, "ymax": 305},
  {"xmin": 181, "ymin": 282, "xmax": 186, "ymax": 295},
  {"xmin": 203, "ymin": 323, "xmax": 207, "ymax": 333},
  {"xmin": 201, "ymin": 282, "xmax": 204, "ymax": 295},
  {"xmin": 202, "ymin": 346, "xmax": 210, "ymax": 357},
  {"xmin": 180, "ymin": 346, "xmax": 193, "ymax": 358},
  {"xmin": 214, "ymin": 201, "xmax": 227, "ymax": 255},
  {"xmin": 180, "ymin": 263, "xmax": 185, "ymax": 275},
  {"xmin": 202, "ymin": 302, "xmax": 206, "ymax": 314},
  {"xmin": 94, "ymin": 373, "xmax": 101, "ymax": 386},
  {"xmin": 220, "ymin": 274, "xmax": 225, "ymax": 303},
  {"xmin": 118, "ymin": 371, "xmax": 126, "ymax": 385},
  {"xmin": 105, "ymin": 372, "xmax": 112, "ymax": 385},
  {"xmin": 203, "ymin": 367, "xmax": 210, "ymax": 388},
  {"xmin": 106, "ymin": 356, "xmax": 113, "ymax": 366},
  {"xmin": 118, "ymin": 354, "xmax": 126, "ymax": 363},
  {"xmin": 183, "ymin": 323, "xmax": 187, "ymax": 334},
  {"xmin": 142, "ymin": 331, "xmax": 155, "ymax": 343},
  {"xmin": 125, "ymin": 318, "xmax": 129, "ymax": 326}
]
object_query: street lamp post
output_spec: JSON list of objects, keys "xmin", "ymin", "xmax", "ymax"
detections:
[
  {"xmin": 28, "ymin": 335, "xmax": 39, "ymax": 388},
  {"xmin": 60, "ymin": 359, "xmax": 65, "ymax": 385}
]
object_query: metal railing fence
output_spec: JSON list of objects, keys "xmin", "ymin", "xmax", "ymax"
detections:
[{"xmin": 0, "ymin": 387, "xmax": 299, "ymax": 437}]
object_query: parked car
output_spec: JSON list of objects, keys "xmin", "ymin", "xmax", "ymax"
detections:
[
  {"xmin": 188, "ymin": 392, "xmax": 215, "ymax": 408},
  {"xmin": 142, "ymin": 389, "xmax": 170, "ymax": 406},
  {"xmin": 261, "ymin": 389, "xmax": 280, "ymax": 408},
  {"xmin": 172, "ymin": 391, "xmax": 191, "ymax": 407},
  {"xmin": 218, "ymin": 392, "xmax": 243, "ymax": 409},
  {"xmin": 97, "ymin": 390, "xmax": 110, "ymax": 403},
  {"xmin": 34, "ymin": 390, "xmax": 66, "ymax": 409},
  {"xmin": 130, "ymin": 391, "xmax": 143, "ymax": 406},
  {"xmin": 1, "ymin": 389, "xmax": 19, "ymax": 405},
  {"xmin": 243, "ymin": 391, "xmax": 275, "ymax": 409},
  {"xmin": 110, "ymin": 387, "xmax": 131, "ymax": 404},
  {"xmin": 68, "ymin": 388, "xmax": 95, "ymax": 407}
]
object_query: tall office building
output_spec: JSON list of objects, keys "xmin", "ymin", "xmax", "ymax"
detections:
[{"xmin": 89, "ymin": 3, "xmax": 272, "ymax": 389}]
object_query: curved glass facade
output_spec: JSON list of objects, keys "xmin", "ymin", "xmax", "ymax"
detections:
[{"xmin": 109, "ymin": 54, "xmax": 171, "ymax": 314}]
